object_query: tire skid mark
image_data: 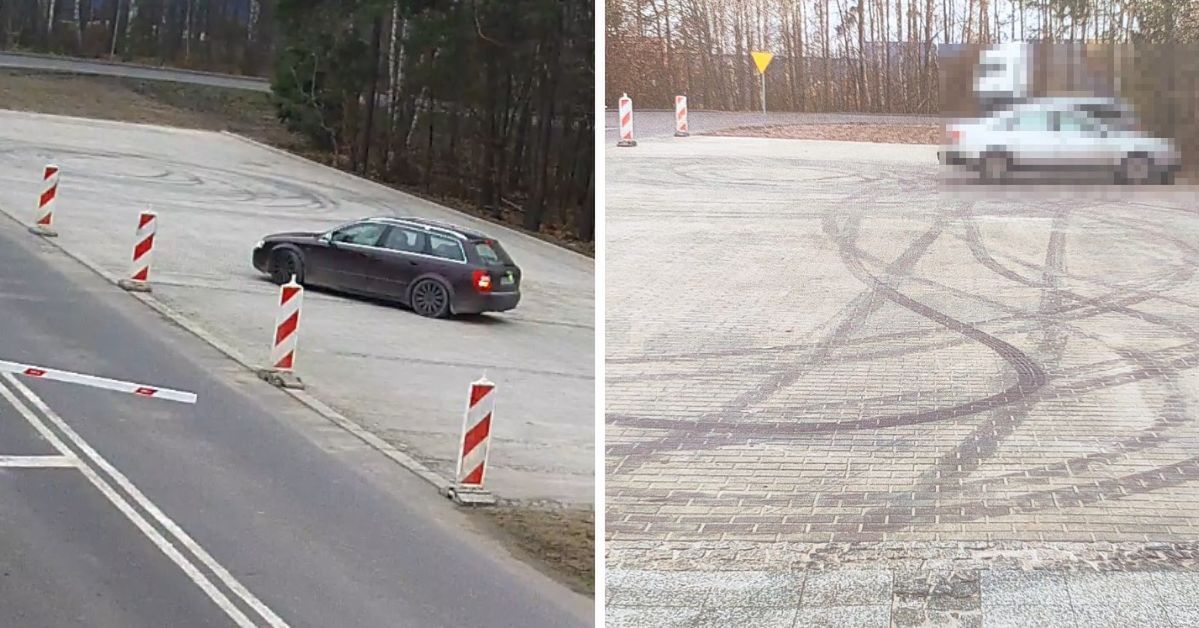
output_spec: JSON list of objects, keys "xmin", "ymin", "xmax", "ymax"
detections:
[
  {"xmin": 609, "ymin": 160, "xmax": 1199, "ymax": 539},
  {"xmin": 850, "ymin": 207, "xmax": 1199, "ymax": 529},
  {"xmin": 608, "ymin": 198, "xmax": 950, "ymax": 474},
  {"xmin": 611, "ymin": 206, "xmax": 1047, "ymax": 439}
]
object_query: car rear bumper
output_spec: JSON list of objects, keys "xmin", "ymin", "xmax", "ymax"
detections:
[
  {"xmin": 938, "ymin": 149, "xmax": 977, "ymax": 167},
  {"xmin": 453, "ymin": 291, "xmax": 521, "ymax": 314}
]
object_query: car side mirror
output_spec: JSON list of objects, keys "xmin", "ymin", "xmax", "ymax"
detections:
[{"xmin": 320, "ymin": 233, "xmax": 337, "ymax": 247}]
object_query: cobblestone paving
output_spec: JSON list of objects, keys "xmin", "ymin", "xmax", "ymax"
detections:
[{"xmin": 605, "ymin": 136, "xmax": 1199, "ymax": 625}]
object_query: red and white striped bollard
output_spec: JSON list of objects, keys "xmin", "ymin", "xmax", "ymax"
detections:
[
  {"xmin": 118, "ymin": 211, "xmax": 156, "ymax": 292},
  {"xmin": 455, "ymin": 376, "xmax": 496, "ymax": 495},
  {"xmin": 617, "ymin": 93, "xmax": 637, "ymax": 147},
  {"xmin": 256, "ymin": 276, "xmax": 306, "ymax": 389},
  {"xmin": 271, "ymin": 277, "xmax": 303, "ymax": 371},
  {"xmin": 675, "ymin": 95, "xmax": 690, "ymax": 137},
  {"xmin": 29, "ymin": 164, "xmax": 59, "ymax": 237}
]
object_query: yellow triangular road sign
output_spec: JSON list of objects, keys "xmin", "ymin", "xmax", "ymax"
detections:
[{"xmin": 751, "ymin": 51, "xmax": 774, "ymax": 74}]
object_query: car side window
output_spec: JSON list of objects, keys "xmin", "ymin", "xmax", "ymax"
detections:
[
  {"xmin": 428, "ymin": 233, "xmax": 466, "ymax": 262},
  {"xmin": 1014, "ymin": 111, "xmax": 1051, "ymax": 132},
  {"xmin": 332, "ymin": 223, "xmax": 386, "ymax": 246},
  {"xmin": 381, "ymin": 227, "xmax": 427, "ymax": 254},
  {"xmin": 1057, "ymin": 111, "xmax": 1098, "ymax": 135}
]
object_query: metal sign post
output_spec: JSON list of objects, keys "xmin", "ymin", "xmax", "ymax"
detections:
[
  {"xmin": 761, "ymin": 74, "xmax": 766, "ymax": 114},
  {"xmin": 751, "ymin": 51, "xmax": 774, "ymax": 114}
]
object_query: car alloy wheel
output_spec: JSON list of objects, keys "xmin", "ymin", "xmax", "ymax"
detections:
[
  {"xmin": 271, "ymin": 250, "xmax": 303, "ymax": 285},
  {"xmin": 981, "ymin": 155, "xmax": 1008, "ymax": 181},
  {"xmin": 411, "ymin": 280, "xmax": 450, "ymax": 318},
  {"xmin": 1122, "ymin": 155, "xmax": 1151, "ymax": 184}
]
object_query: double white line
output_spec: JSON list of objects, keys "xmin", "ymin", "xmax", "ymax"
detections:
[{"xmin": 0, "ymin": 373, "xmax": 286, "ymax": 627}]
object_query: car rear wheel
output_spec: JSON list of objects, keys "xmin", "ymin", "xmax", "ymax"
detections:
[
  {"xmin": 410, "ymin": 279, "xmax": 451, "ymax": 318},
  {"xmin": 980, "ymin": 154, "xmax": 1009, "ymax": 182},
  {"xmin": 269, "ymin": 249, "xmax": 304, "ymax": 285},
  {"xmin": 1119, "ymin": 155, "xmax": 1152, "ymax": 185}
]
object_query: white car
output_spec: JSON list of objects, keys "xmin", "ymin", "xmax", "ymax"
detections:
[{"xmin": 939, "ymin": 100, "xmax": 1181, "ymax": 184}]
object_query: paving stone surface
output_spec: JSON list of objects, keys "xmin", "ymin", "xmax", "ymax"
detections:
[{"xmin": 605, "ymin": 134, "xmax": 1199, "ymax": 625}]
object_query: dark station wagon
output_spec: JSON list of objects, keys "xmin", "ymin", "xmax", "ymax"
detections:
[{"xmin": 252, "ymin": 217, "xmax": 522, "ymax": 318}]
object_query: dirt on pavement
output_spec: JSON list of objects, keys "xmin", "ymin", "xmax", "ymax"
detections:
[
  {"xmin": 474, "ymin": 503, "xmax": 594, "ymax": 595},
  {"xmin": 708, "ymin": 122, "xmax": 943, "ymax": 144}
]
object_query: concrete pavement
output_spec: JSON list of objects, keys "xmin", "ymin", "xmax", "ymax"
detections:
[
  {"xmin": 0, "ymin": 220, "xmax": 591, "ymax": 626},
  {"xmin": 0, "ymin": 108, "xmax": 594, "ymax": 504},
  {"xmin": 607, "ymin": 567, "xmax": 1199, "ymax": 627},
  {"xmin": 0, "ymin": 51, "xmax": 270, "ymax": 92},
  {"xmin": 605, "ymin": 133, "xmax": 1199, "ymax": 625}
]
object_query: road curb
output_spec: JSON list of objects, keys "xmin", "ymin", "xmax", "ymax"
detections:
[
  {"xmin": 218, "ymin": 131, "xmax": 595, "ymax": 263},
  {"xmin": 0, "ymin": 203, "xmax": 455, "ymax": 496}
]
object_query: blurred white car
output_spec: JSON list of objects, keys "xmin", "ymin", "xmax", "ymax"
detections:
[{"xmin": 939, "ymin": 99, "xmax": 1181, "ymax": 184}]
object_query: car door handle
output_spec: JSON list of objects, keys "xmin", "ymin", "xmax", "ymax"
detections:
[{"xmin": 408, "ymin": 260, "xmax": 419, "ymax": 266}]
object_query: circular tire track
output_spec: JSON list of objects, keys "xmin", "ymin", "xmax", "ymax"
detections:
[{"xmin": 0, "ymin": 144, "xmax": 336, "ymax": 216}]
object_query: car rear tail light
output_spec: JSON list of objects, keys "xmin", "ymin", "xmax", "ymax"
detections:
[
  {"xmin": 949, "ymin": 129, "xmax": 961, "ymax": 143},
  {"xmin": 472, "ymin": 269, "xmax": 492, "ymax": 293}
]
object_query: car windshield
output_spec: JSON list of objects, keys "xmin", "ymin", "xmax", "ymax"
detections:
[{"xmin": 474, "ymin": 240, "xmax": 513, "ymax": 265}]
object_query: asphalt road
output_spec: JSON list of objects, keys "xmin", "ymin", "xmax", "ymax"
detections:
[
  {"xmin": 0, "ymin": 51, "xmax": 270, "ymax": 92},
  {"xmin": 0, "ymin": 222, "xmax": 591, "ymax": 626}
]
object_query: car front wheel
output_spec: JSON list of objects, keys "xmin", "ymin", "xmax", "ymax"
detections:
[
  {"xmin": 410, "ymin": 279, "xmax": 451, "ymax": 318},
  {"xmin": 1119, "ymin": 155, "xmax": 1152, "ymax": 185},
  {"xmin": 269, "ymin": 249, "xmax": 304, "ymax": 285},
  {"xmin": 980, "ymin": 154, "xmax": 1009, "ymax": 182}
]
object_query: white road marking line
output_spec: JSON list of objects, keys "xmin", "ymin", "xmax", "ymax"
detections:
[
  {"xmin": 0, "ymin": 375, "xmax": 287, "ymax": 627},
  {"xmin": 0, "ymin": 358, "xmax": 198, "ymax": 404},
  {"xmin": 0, "ymin": 454, "xmax": 78, "ymax": 468}
]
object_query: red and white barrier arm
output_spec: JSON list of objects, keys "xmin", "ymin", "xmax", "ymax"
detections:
[{"xmin": 0, "ymin": 359, "xmax": 198, "ymax": 404}]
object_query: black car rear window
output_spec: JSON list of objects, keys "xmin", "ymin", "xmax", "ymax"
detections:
[{"xmin": 473, "ymin": 240, "xmax": 512, "ymax": 265}]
